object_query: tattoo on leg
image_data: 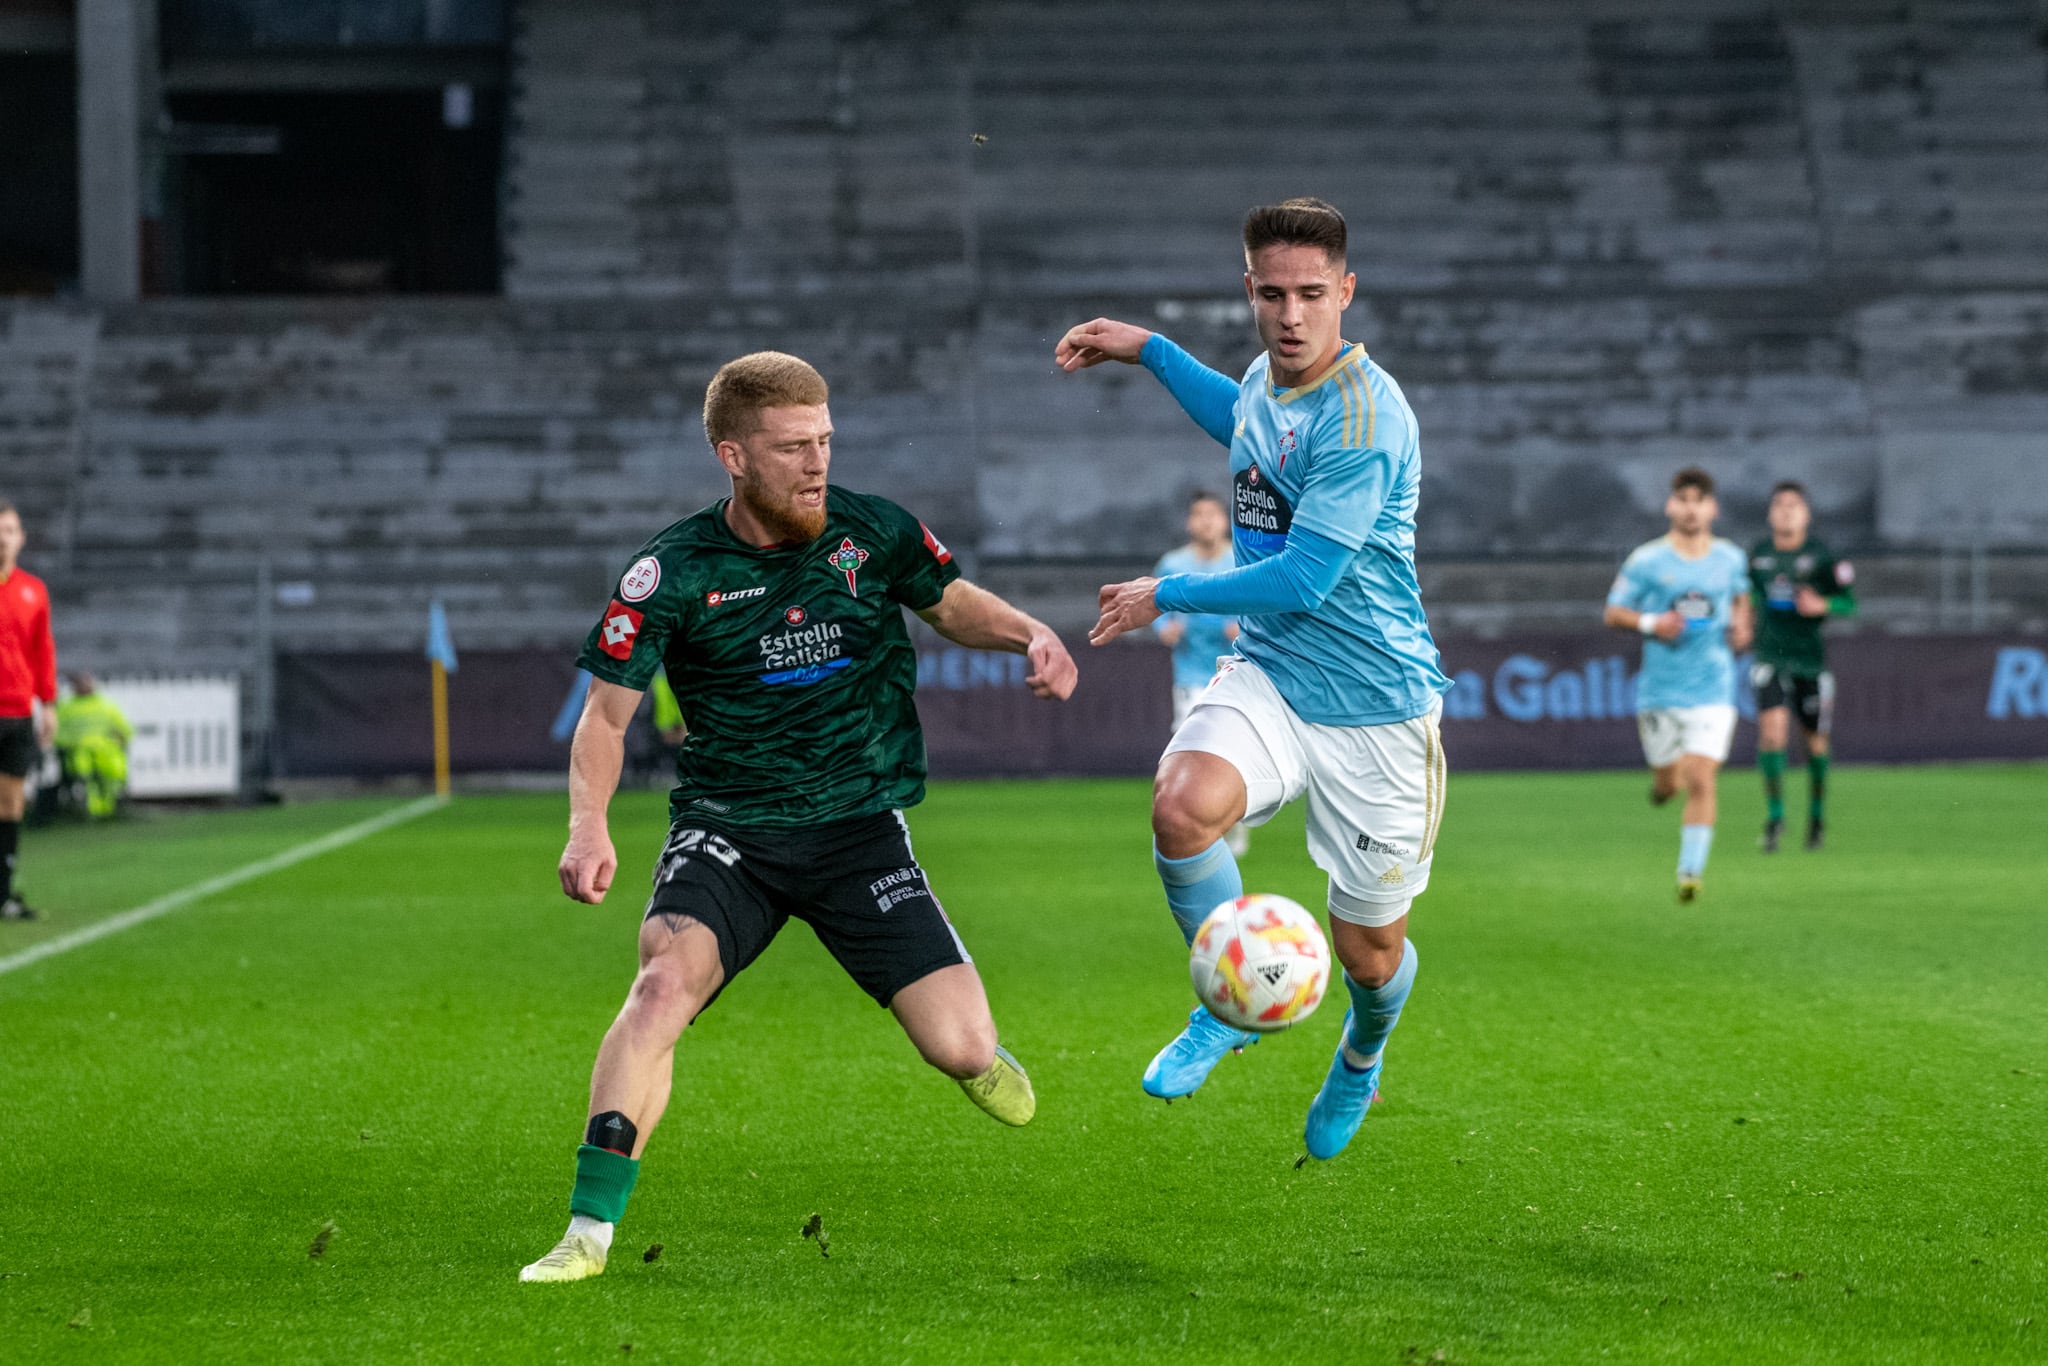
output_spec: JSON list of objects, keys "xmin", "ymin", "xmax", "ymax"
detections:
[{"xmin": 652, "ymin": 911, "xmax": 706, "ymax": 937}]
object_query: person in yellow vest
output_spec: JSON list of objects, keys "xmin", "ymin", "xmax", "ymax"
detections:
[
  {"xmin": 648, "ymin": 668, "xmax": 687, "ymax": 748},
  {"xmin": 55, "ymin": 672, "xmax": 131, "ymax": 819}
]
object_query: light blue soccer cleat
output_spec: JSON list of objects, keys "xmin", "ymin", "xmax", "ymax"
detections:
[
  {"xmin": 1303, "ymin": 1010, "xmax": 1383, "ymax": 1160},
  {"xmin": 1142, "ymin": 1005, "xmax": 1257, "ymax": 1100}
]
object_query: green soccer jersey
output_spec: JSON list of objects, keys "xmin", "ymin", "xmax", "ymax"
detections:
[
  {"xmin": 1747, "ymin": 535, "xmax": 1856, "ymax": 677},
  {"xmin": 577, "ymin": 488, "xmax": 961, "ymax": 830}
]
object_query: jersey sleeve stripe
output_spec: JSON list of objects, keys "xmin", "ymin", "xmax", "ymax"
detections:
[
  {"xmin": 1338, "ymin": 369, "xmax": 1359, "ymax": 447},
  {"xmin": 1338, "ymin": 366, "xmax": 1376, "ymax": 449}
]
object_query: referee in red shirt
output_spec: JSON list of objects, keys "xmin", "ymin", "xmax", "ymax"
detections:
[{"xmin": 0, "ymin": 500, "xmax": 57, "ymax": 921}]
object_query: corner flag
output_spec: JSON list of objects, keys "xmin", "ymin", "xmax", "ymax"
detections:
[
  {"xmin": 427, "ymin": 600, "xmax": 458, "ymax": 799},
  {"xmin": 427, "ymin": 599, "xmax": 459, "ymax": 674}
]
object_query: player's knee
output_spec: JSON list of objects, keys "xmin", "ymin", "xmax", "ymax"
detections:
[
  {"xmin": 917, "ymin": 1019, "xmax": 996, "ymax": 1080},
  {"xmin": 624, "ymin": 958, "xmax": 711, "ymax": 1035},
  {"xmin": 1335, "ymin": 938, "xmax": 1402, "ymax": 989},
  {"xmin": 1151, "ymin": 781, "xmax": 1231, "ymax": 857}
]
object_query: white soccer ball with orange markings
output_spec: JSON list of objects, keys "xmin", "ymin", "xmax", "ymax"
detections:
[{"xmin": 1189, "ymin": 894, "xmax": 1330, "ymax": 1033}]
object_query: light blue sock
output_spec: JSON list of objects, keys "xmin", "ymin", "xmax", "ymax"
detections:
[
  {"xmin": 1341, "ymin": 939, "xmax": 1418, "ymax": 1069},
  {"xmin": 1154, "ymin": 839, "xmax": 1243, "ymax": 946},
  {"xmin": 1678, "ymin": 824, "xmax": 1714, "ymax": 877}
]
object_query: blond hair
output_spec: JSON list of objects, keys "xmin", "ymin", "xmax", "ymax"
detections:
[{"xmin": 702, "ymin": 352, "xmax": 830, "ymax": 444}]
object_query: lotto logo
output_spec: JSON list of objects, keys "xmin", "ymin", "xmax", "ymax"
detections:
[{"xmin": 599, "ymin": 600, "xmax": 643, "ymax": 660}]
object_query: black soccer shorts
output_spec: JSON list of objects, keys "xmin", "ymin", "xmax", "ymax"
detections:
[
  {"xmin": 0, "ymin": 715, "xmax": 38, "ymax": 779},
  {"xmin": 641, "ymin": 809, "xmax": 972, "ymax": 1009},
  {"xmin": 1751, "ymin": 664, "xmax": 1834, "ymax": 736}
]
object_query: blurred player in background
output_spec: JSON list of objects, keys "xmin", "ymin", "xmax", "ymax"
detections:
[
  {"xmin": 1153, "ymin": 490, "xmax": 1247, "ymax": 855},
  {"xmin": 521, "ymin": 352, "xmax": 1076, "ymax": 1283},
  {"xmin": 0, "ymin": 501, "xmax": 56, "ymax": 921},
  {"xmin": 1749, "ymin": 481, "xmax": 1855, "ymax": 852},
  {"xmin": 1057, "ymin": 197, "xmax": 1449, "ymax": 1162},
  {"xmin": 1604, "ymin": 469, "xmax": 1752, "ymax": 902}
]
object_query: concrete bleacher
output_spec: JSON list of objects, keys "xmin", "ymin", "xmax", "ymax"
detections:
[{"xmin": 6, "ymin": 0, "xmax": 2048, "ymax": 682}]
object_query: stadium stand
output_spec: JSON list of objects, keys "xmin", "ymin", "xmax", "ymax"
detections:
[{"xmin": 4, "ymin": 0, "xmax": 2048, "ymax": 687}]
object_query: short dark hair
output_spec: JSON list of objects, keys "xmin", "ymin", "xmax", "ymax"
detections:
[
  {"xmin": 1671, "ymin": 467, "xmax": 1715, "ymax": 497},
  {"xmin": 1769, "ymin": 479, "xmax": 1809, "ymax": 503},
  {"xmin": 1188, "ymin": 489, "xmax": 1224, "ymax": 510},
  {"xmin": 1243, "ymin": 197, "xmax": 1346, "ymax": 263}
]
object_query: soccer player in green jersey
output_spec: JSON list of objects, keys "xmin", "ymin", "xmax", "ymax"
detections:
[
  {"xmin": 1748, "ymin": 480, "xmax": 1855, "ymax": 852},
  {"xmin": 520, "ymin": 352, "xmax": 1078, "ymax": 1283}
]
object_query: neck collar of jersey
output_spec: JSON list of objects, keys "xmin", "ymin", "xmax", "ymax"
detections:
[
  {"xmin": 1268, "ymin": 342, "xmax": 1365, "ymax": 404},
  {"xmin": 1663, "ymin": 531, "xmax": 1717, "ymax": 561}
]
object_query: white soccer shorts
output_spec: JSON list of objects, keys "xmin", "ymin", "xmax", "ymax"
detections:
[
  {"xmin": 1164, "ymin": 656, "xmax": 1446, "ymax": 927},
  {"xmin": 1636, "ymin": 704, "xmax": 1737, "ymax": 769}
]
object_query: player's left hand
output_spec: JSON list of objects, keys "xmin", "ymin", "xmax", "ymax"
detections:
[
  {"xmin": 32, "ymin": 703, "xmax": 54, "ymax": 749},
  {"xmin": 1090, "ymin": 578, "xmax": 1163, "ymax": 646},
  {"xmin": 1025, "ymin": 628, "xmax": 1078, "ymax": 700},
  {"xmin": 1795, "ymin": 586, "xmax": 1830, "ymax": 618}
]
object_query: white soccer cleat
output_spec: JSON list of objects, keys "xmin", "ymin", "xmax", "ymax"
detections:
[{"xmin": 518, "ymin": 1231, "xmax": 607, "ymax": 1283}]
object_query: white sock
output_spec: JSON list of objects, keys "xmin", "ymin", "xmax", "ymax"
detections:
[{"xmin": 567, "ymin": 1214, "xmax": 614, "ymax": 1255}]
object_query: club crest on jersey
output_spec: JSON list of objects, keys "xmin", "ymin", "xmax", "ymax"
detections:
[
  {"xmin": 619, "ymin": 556, "xmax": 661, "ymax": 603},
  {"xmin": 785, "ymin": 605, "xmax": 807, "ymax": 626},
  {"xmin": 598, "ymin": 600, "xmax": 643, "ymax": 660},
  {"xmin": 829, "ymin": 537, "xmax": 870, "ymax": 596},
  {"xmin": 1277, "ymin": 429, "xmax": 1298, "ymax": 469}
]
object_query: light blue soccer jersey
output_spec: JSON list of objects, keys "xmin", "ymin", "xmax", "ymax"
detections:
[
  {"xmin": 1607, "ymin": 536, "xmax": 1749, "ymax": 710},
  {"xmin": 1226, "ymin": 344, "xmax": 1449, "ymax": 726},
  {"xmin": 1152, "ymin": 544, "xmax": 1237, "ymax": 688}
]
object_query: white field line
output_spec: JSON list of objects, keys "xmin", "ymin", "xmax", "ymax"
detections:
[{"xmin": 0, "ymin": 795, "xmax": 447, "ymax": 979}]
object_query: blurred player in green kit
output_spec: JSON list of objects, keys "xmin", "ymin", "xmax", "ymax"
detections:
[{"xmin": 1748, "ymin": 481, "xmax": 1856, "ymax": 853}]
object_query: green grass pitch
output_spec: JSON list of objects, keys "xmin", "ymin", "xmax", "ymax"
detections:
[{"xmin": 1, "ymin": 765, "xmax": 2043, "ymax": 1363}]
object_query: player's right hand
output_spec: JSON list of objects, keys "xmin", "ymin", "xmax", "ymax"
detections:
[
  {"xmin": 559, "ymin": 831, "xmax": 618, "ymax": 904},
  {"xmin": 1054, "ymin": 318, "xmax": 1152, "ymax": 371},
  {"xmin": 1649, "ymin": 612, "xmax": 1684, "ymax": 642}
]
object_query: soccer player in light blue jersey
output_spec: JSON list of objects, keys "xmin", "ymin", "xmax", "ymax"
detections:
[
  {"xmin": 1603, "ymin": 467, "xmax": 1753, "ymax": 902},
  {"xmin": 1056, "ymin": 198, "xmax": 1449, "ymax": 1161},
  {"xmin": 1153, "ymin": 491, "xmax": 1248, "ymax": 855}
]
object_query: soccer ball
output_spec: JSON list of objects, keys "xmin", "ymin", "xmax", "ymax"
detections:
[{"xmin": 1189, "ymin": 894, "xmax": 1330, "ymax": 1032}]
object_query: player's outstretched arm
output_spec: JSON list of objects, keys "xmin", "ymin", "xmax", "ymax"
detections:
[
  {"xmin": 1095, "ymin": 523, "xmax": 1357, "ymax": 648},
  {"xmin": 1055, "ymin": 320, "xmax": 1238, "ymax": 447},
  {"xmin": 559, "ymin": 678, "xmax": 642, "ymax": 903},
  {"xmin": 916, "ymin": 579, "xmax": 1077, "ymax": 700},
  {"xmin": 1054, "ymin": 317, "xmax": 1151, "ymax": 370}
]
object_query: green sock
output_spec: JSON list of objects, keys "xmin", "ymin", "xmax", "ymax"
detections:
[
  {"xmin": 1808, "ymin": 753, "xmax": 1829, "ymax": 823},
  {"xmin": 1758, "ymin": 750, "xmax": 1786, "ymax": 823},
  {"xmin": 569, "ymin": 1144, "xmax": 640, "ymax": 1224}
]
